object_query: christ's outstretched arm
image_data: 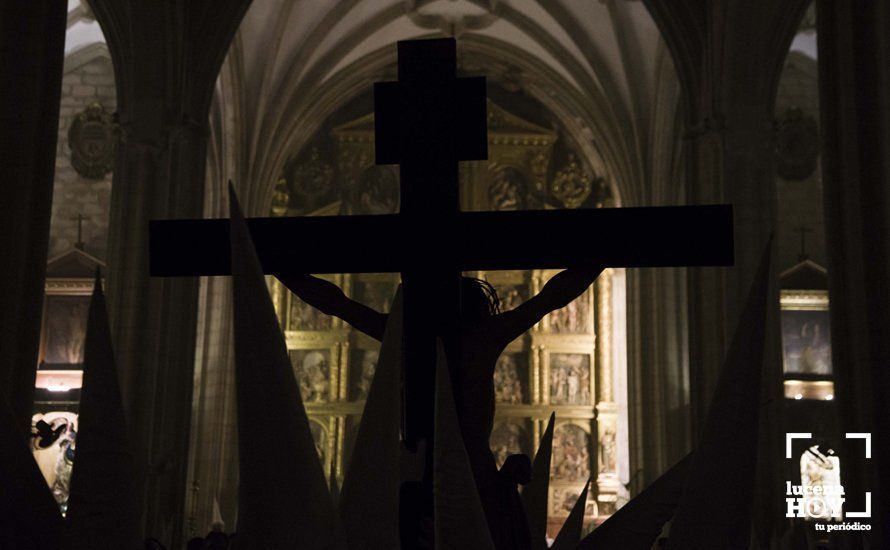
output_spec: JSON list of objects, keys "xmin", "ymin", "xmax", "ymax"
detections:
[
  {"xmin": 275, "ymin": 274, "xmax": 388, "ymax": 341},
  {"xmin": 490, "ymin": 266, "xmax": 602, "ymax": 345}
]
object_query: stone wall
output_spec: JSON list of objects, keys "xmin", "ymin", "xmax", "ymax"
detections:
[
  {"xmin": 49, "ymin": 49, "xmax": 116, "ymax": 260},
  {"xmin": 774, "ymin": 49, "xmax": 825, "ymax": 271}
]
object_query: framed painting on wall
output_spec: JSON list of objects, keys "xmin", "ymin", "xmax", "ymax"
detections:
[
  {"xmin": 780, "ymin": 290, "xmax": 832, "ymax": 377},
  {"xmin": 41, "ymin": 295, "xmax": 90, "ymax": 367}
]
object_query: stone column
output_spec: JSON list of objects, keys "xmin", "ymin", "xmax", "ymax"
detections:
[
  {"xmin": 185, "ymin": 273, "xmax": 238, "ymax": 538},
  {"xmin": 682, "ymin": 122, "xmax": 729, "ymax": 441},
  {"xmin": 652, "ymin": 2, "xmax": 808, "ymax": 542},
  {"xmin": 816, "ymin": 1, "xmax": 890, "ymax": 544},
  {"xmin": 0, "ymin": 2, "xmax": 67, "ymax": 435},
  {"xmin": 88, "ymin": 2, "xmax": 250, "ymax": 544},
  {"xmin": 624, "ymin": 265, "xmax": 691, "ymax": 491},
  {"xmin": 104, "ymin": 120, "xmax": 207, "ymax": 545}
]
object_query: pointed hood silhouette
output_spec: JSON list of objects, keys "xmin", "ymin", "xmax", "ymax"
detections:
[
  {"xmin": 434, "ymin": 341, "xmax": 495, "ymax": 549},
  {"xmin": 577, "ymin": 454, "xmax": 691, "ymax": 549},
  {"xmin": 551, "ymin": 479, "xmax": 590, "ymax": 550},
  {"xmin": 65, "ymin": 271, "xmax": 141, "ymax": 549},
  {"xmin": 522, "ymin": 411, "xmax": 555, "ymax": 549},
  {"xmin": 227, "ymin": 183, "xmax": 346, "ymax": 549},
  {"xmin": 211, "ymin": 497, "xmax": 225, "ymax": 531},
  {"xmin": 666, "ymin": 241, "xmax": 773, "ymax": 549},
  {"xmin": 330, "ymin": 470, "xmax": 341, "ymax": 508},
  {"xmin": 0, "ymin": 390, "xmax": 63, "ymax": 550},
  {"xmin": 159, "ymin": 515, "xmax": 174, "ymax": 547},
  {"xmin": 339, "ymin": 289, "xmax": 403, "ymax": 548}
]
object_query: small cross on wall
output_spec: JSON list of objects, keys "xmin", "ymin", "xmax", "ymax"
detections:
[{"xmin": 71, "ymin": 213, "xmax": 91, "ymax": 251}]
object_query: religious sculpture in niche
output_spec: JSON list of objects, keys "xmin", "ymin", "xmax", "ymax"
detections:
[
  {"xmin": 781, "ymin": 309, "xmax": 832, "ymax": 375},
  {"xmin": 547, "ymin": 292, "xmax": 591, "ymax": 334},
  {"xmin": 552, "ymin": 423, "xmax": 591, "ymax": 481},
  {"xmin": 289, "ymin": 297, "xmax": 332, "ymax": 331},
  {"xmin": 68, "ymin": 102, "xmax": 116, "ymax": 179},
  {"xmin": 598, "ymin": 426, "xmax": 617, "ymax": 473},
  {"xmin": 352, "ymin": 348, "xmax": 378, "ymax": 401},
  {"xmin": 550, "ymin": 152, "xmax": 613, "ymax": 209},
  {"xmin": 494, "ymin": 352, "xmax": 525, "ymax": 404},
  {"xmin": 353, "ymin": 165, "xmax": 399, "ymax": 214},
  {"xmin": 494, "ymin": 283, "xmax": 526, "ymax": 312},
  {"xmin": 489, "ymin": 421, "xmax": 529, "ymax": 469},
  {"xmin": 30, "ymin": 412, "xmax": 78, "ymax": 512},
  {"xmin": 551, "ymin": 153, "xmax": 593, "ymax": 209},
  {"xmin": 550, "ymin": 354, "xmax": 591, "ymax": 405},
  {"xmin": 775, "ymin": 107, "xmax": 820, "ymax": 181},
  {"xmin": 270, "ymin": 178, "xmax": 291, "ymax": 217},
  {"xmin": 488, "ymin": 164, "xmax": 531, "ymax": 211},
  {"xmin": 42, "ymin": 295, "xmax": 90, "ymax": 365},
  {"xmin": 289, "ymin": 350, "xmax": 330, "ymax": 402}
]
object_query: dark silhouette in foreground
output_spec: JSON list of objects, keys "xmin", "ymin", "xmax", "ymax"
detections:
[
  {"xmin": 147, "ymin": 36, "xmax": 733, "ymax": 546},
  {"xmin": 278, "ymin": 267, "xmax": 600, "ymax": 549}
]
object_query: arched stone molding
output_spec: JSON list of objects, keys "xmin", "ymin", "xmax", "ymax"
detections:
[{"xmin": 63, "ymin": 42, "xmax": 111, "ymax": 75}]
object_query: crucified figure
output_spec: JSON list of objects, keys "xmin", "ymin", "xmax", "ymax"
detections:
[{"xmin": 276, "ymin": 266, "xmax": 600, "ymax": 549}]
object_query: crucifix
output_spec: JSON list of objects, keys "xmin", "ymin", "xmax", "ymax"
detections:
[{"xmin": 149, "ymin": 38, "xmax": 734, "ymax": 450}]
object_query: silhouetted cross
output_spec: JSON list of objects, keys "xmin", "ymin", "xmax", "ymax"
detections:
[{"xmin": 149, "ymin": 38, "xmax": 734, "ymax": 449}]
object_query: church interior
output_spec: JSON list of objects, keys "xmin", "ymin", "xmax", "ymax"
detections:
[{"xmin": 1, "ymin": 1, "xmax": 887, "ymax": 548}]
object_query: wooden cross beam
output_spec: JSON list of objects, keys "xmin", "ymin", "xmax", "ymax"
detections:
[{"xmin": 149, "ymin": 38, "xmax": 734, "ymax": 449}]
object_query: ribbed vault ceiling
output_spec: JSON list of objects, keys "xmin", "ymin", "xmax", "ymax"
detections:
[
  {"xmin": 234, "ymin": 0, "xmax": 665, "ymax": 135},
  {"xmin": 217, "ymin": 0, "xmax": 679, "ymax": 212}
]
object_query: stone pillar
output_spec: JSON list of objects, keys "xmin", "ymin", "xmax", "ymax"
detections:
[
  {"xmin": 89, "ymin": 2, "xmax": 249, "ymax": 545},
  {"xmin": 0, "ymin": 2, "xmax": 67, "ymax": 435},
  {"xmin": 654, "ymin": 2, "xmax": 809, "ymax": 543},
  {"xmin": 104, "ymin": 121, "xmax": 207, "ymax": 545},
  {"xmin": 625, "ymin": 266, "xmax": 691, "ymax": 491},
  {"xmin": 682, "ymin": 122, "xmax": 729, "ymax": 441},
  {"xmin": 718, "ymin": 101, "xmax": 785, "ymax": 546},
  {"xmin": 817, "ymin": 1, "xmax": 890, "ymax": 544},
  {"xmin": 185, "ymin": 273, "xmax": 238, "ymax": 538}
]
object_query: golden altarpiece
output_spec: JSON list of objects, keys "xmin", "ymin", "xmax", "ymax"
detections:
[{"xmin": 268, "ymin": 100, "xmax": 623, "ymax": 534}]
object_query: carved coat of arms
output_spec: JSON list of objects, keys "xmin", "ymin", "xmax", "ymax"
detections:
[
  {"xmin": 775, "ymin": 107, "xmax": 820, "ymax": 181},
  {"xmin": 68, "ymin": 102, "xmax": 116, "ymax": 179}
]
